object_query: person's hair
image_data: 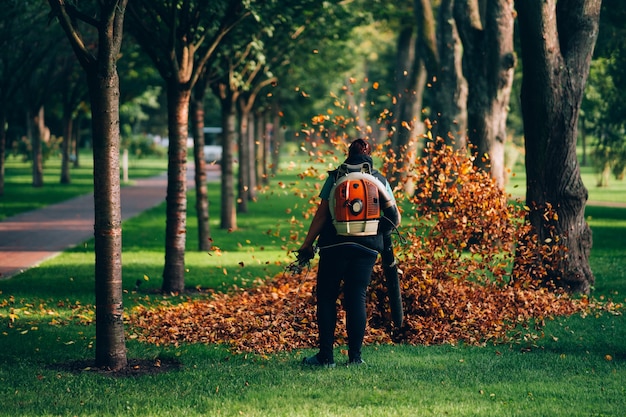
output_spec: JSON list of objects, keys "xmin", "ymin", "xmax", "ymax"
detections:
[{"xmin": 348, "ymin": 138, "xmax": 371, "ymax": 157}]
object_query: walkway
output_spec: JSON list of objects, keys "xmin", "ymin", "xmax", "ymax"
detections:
[{"xmin": 0, "ymin": 167, "xmax": 219, "ymax": 279}]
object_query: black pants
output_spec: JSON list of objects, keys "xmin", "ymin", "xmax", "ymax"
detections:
[{"xmin": 316, "ymin": 245, "xmax": 377, "ymax": 362}]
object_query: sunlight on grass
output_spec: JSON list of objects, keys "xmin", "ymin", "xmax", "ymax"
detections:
[{"xmin": 506, "ymin": 163, "xmax": 626, "ymax": 204}]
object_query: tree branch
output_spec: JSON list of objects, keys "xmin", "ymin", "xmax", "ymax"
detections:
[{"xmin": 47, "ymin": 0, "xmax": 96, "ymax": 69}]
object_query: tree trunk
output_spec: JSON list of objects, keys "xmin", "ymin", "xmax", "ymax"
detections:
[
  {"xmin": 73, "ymin": 115, "xmax": 81, "ymax": 168},
  {"xmin": 247, "ymin": 110, "xmax": 257, "ymax": 201},
  {"xmin": 0, "ymin": 105, "xmax": 6, "ymax": 196},
  {"xmin": 391, "ymin": 26, "xmax": 424, "ymax": 193},
  {"xmin": 271, "ymin": 108, "xmax": 283, "ymax": 176},
  {"xmin": 256, "ymin": 109, "xmax": 268, "ymax": 186},
  {"xmin": 162, "ymin": 83, "xmax": 191, "ymax": 293},
  {"xmin": 86, "ymin": 69, "xmax": 127, "ymax": 370},
  {"xmin": 190, "ymin": 84, "xmax": 211, "ymax": 252},
  {"xmin": 61, "ymin": 110, "xmax": 73, "ymax": 184},
  {"xmin": 414, "ymin": 0, "xmax": 467, "ymax": 149},
  {"xmin": 434, "ymin": 0, "xmax": 468, "ymax": 149},
  {"xmin": 456, "ymin": 0, "xmax": 516, "ymax": 189},
  {"xmin": 220, "ymin": 91, "xmax": 237, "ymax": 230},
  {"xmin": 515, "ymin": 0, "xmax": 600, "ymax": 294},
  {"xmin": 49, "ymin": 0, "xmax": 132, "ymax": 370},
  {"xmin": 393, "ymin": 45, "xmax": 423, "ymax": 149},
  {"xmin": 237, "ymin": 105, "xmax": 250, "ymax": 214},
  {"xmin": 31, "ymin": 106, "xmax": 45, "ymax": 188}
]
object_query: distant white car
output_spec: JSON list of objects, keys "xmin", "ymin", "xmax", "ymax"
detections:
[
  {"xmin": 203, "ymin": 127, "xmax": 222, "ymax": 163},
  {"xmin": 154, "ymin": 127, "xmax": 222, "ymax": 162},
  {"xmin": 203, "ymin": 145, "xmax": 222, "ymax": 163}
]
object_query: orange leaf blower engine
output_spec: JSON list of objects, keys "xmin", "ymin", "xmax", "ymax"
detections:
[{"xmin": 329, "ymin": 163, "xmax": 391, "ymax": 236}]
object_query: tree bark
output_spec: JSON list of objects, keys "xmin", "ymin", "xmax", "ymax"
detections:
[
  {"xmin": 456, "ymin": 0, "xmax": 516, "ymax": 189},
  {"xmin": 237, "ymin": 104, "xmax": 250, "ymax": 213},
  {"xmin": 88, "ymin": 70, "xmax": 126, "ymax": 370},
  {"xmin": 60, "ymin": 109, "xmax": 73, "ymax": 184},
  {"xmin": 515, "ymin": 0, "xmax": 600, "ymax": 294},
  {"xmin": 0, "ymin": 105, "xmax": 6, "ymax": 196},
  {"xmin": 49, "ymin": 0, "xmax": 130, "ymax": 371},
  {"xmin": 219, "ymin": 86, "xmax": 238, "ymax": 230},
  {"xmin": 162, "ymin": 84, "xmax": 191, "ymax": 293},
  {"xmin": 434, "ymin": 0, "xmax": 468, "ymax": 149},
  {"xmin": 190, "ymin": 83, "xmax": 211, "ymax": 252},
  {"xmin": 31, "ymin": 106, "xmax": 45, "ymax": 188}
]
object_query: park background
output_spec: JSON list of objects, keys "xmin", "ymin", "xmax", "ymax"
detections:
[{"xmin": 1, "ymin": 1, "xmax": 626, "ymax": 416}]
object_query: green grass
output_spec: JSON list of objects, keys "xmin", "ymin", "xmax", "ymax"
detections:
[
  {"xmin": 506, "ymin": 162, "xmax": 626, "ymax": 204},
  {"xmin": 1, "ymin": 151, "xmax": 625, "ymax": 416}
]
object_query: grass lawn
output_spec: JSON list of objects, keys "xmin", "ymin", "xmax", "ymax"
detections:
[{"xmin": 0, "ymin": 150, "xmax": 625, "ymax": 416}]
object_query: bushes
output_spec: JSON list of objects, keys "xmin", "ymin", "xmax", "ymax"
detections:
[{"xmin": 123, "ymin": 134, "xmax": 166, "ymax": 158}]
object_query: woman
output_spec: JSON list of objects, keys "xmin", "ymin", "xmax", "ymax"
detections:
[{"xmin": 298, "ymin": 138, "xmax": 400, "ymax": 367}]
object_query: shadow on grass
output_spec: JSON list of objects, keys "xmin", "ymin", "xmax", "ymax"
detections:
[
  {"xmin": 46, "ymin": 357, "xmax": 183, "ymax": 378},
  {"xmin": 528, "ymin": 313, "xmax": 626, "ymax": 363}
]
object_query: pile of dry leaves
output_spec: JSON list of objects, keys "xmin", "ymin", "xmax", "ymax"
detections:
[{"xmin": 128, "ymin": 263, "xmax": 590, "ymax": 354}]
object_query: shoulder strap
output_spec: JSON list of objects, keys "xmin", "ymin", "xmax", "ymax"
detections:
[{"xmin": 336, "ymin": 162, "xmax": 373, "ymax": 178}]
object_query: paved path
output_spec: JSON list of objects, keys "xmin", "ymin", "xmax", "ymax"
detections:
[{"xmin": 0, "ymin": 167, "xmax": 219, "ymax": 279}]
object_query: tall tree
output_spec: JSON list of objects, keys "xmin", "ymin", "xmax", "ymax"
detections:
[
  {"xmin": 387, "ymin": 1, "xmax": 432, "ymax": 191},
  {"xmin": 455, "ymin": 0, "xmax": 516, "ymax": 189},
  {"xmin": 28, "ymin": 104, "xmax": 47, "ymax": 187},
  {"xmin": 237, "ymin": 48, "xmax": 276, "ymax": 212},
  {"xmin": 209, "ymin": 0, "xmax": 350, "ymax": 227},
  {"xmin": 54, "ymin": 55, "xmax": 87, "ymax": 185},
  {"xmin": 211, "ymin": 56, "xmax": 240, "ymax": 230},
  {"xmin": 432, "ymin": 0, "xmax": 468, "ymax": 148},
  {"xmin": 48, "ymin": 0, "xmax": 129, "ymax": 370},
  {"xmin": 190, "ymin": 72, "xmax": 212, "ymax": 251},
  {"xmin": 23, "ymin": 38, "xmax": 64, "ymax": 188},
  {"xmin": 126, "ymin": 0, "xmax": 248, "ymax": 293},
  {"xmin": 515, "ymin": 0, "xmax": 601, "ymax": 293}
]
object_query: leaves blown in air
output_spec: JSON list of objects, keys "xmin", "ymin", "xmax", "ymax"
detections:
[{"xmin": 129, "ymin": 132, "xmax": 619, "ymax": 354}]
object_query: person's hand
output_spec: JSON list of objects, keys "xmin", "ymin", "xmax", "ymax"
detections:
[
  {"xmin": 296, "ymin": 245, "xmax": 315, "ymax": 263},
  {"xmin": 285, "ymin": 245, "xmax": 316, "ymax": 276}
]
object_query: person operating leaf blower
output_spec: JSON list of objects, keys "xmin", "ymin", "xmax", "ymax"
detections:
[{"xmin": 297, "ymin": 138, "xmax": 401, "ymax": 367}]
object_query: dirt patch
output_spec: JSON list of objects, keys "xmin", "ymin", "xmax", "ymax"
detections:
[{"xmin": 48, "ymin": 357, "xmax": 182, "ymax": 378}]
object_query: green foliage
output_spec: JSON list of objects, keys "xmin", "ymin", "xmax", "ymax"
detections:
[
  {"xmin": 11, "ymin": 134, "xmax": 62, "ymax": 164},
  {"xmin": 583, "ymin": 14, "xmax": 626, "ymax": 185},
  {"xmin": 121, "ymin": 135, "xmax": 166, "ymax": 158}
]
